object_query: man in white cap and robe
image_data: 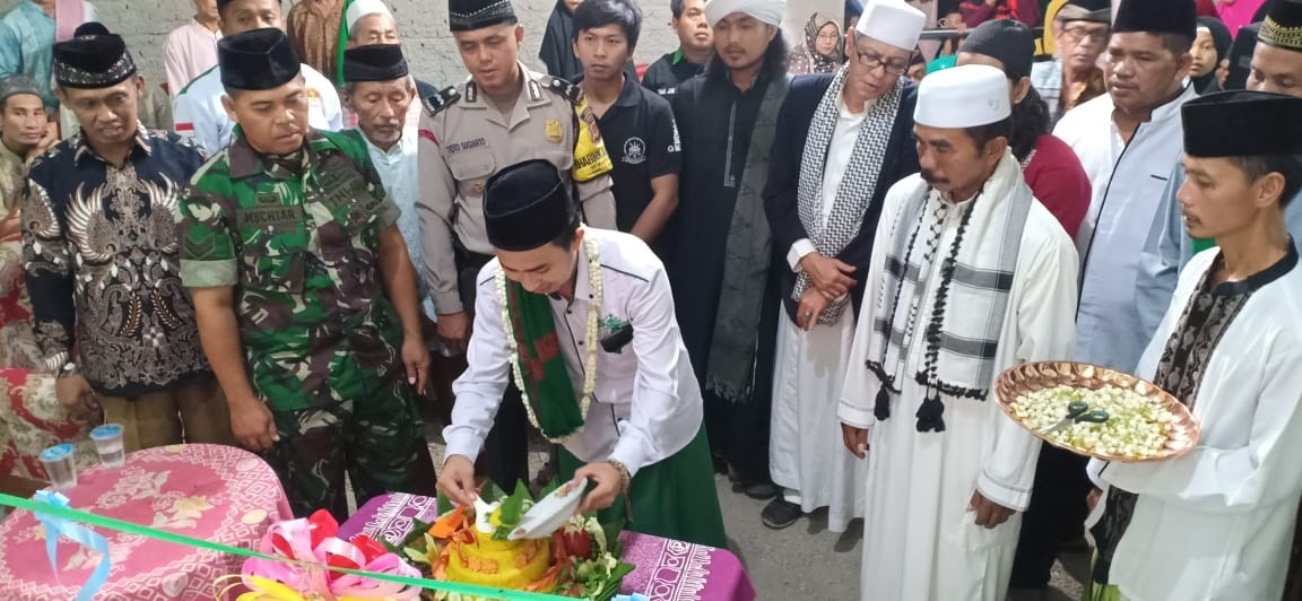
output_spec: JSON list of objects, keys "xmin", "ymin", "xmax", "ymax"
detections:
[
  {"xmin": 760, "ymin": 0, "xmax": 925, "ymax": 532},
  {"xmin": 839, "ymin": 64, "xmax": 1079, "ymax": 601},
  {"xmin": 670, "ymin": 0, "xmax": 789, "ymax": 499}
]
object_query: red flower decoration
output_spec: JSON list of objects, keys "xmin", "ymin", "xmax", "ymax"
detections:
[
  {"xmin": 350, "ymin": 534, "xmax": 389, "ymax": 564},
  {"xmin": 307, "ymin": 510, "xmax": 339, "ymax": 547}
]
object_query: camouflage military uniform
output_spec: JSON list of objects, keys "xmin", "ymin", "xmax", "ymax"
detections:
[{"xmin": 178, "ymin": 127, "xmax": 428, "ymax": 517}]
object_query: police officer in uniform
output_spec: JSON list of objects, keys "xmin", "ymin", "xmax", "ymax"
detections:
[{"xmin": 418, "ymin": 0, "xmax": 617, "ymax": 489}]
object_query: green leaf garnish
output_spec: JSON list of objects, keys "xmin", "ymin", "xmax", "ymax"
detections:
[{"xmin": 491, "ymin": 481, "xmax": 532, "ymax": 541}]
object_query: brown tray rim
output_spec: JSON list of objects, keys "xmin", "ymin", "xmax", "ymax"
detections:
[{"xmin": 995, "ymin": 361, "xmax": 1201, "ymax": 463}]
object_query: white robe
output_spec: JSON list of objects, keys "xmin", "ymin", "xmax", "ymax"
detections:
[
  {"xmin": 1086, "ymin": 248, "xmax": 1302, "ymax": 601},
  {"xmin": 839, "ymin": 173, "xmax": 1079, "ymax": 601},
  {"xmin": 771, "ymin": 99, "xmax": 870, "ymax": 533}
]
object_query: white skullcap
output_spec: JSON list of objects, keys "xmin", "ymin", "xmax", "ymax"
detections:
[
  {"xmin": 704, "ymin": 0, "xmax": 786, "ymax": 28},
  {"xmin": 914, "ymin": 64, "xmax": 1011, "ymax": 128},
  {"xmin": 346, "ymin": 0, "xmax": 393, "ymax": 33},
  {"xmin": 855, "ymin": 0, "xmax": 926, "ymax": 51}
]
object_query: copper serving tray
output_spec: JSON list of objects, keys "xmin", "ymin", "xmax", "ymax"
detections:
[{"xmin": 995, "ymin": 361, "xmax": 1200, "ymax": 463}]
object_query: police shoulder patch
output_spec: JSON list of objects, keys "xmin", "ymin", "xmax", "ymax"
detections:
[
  {"xmin": 545, "ymin": 76, "xmax": 585, "ymax": 105},
  {"xmin": 423, "ymin": 86, "xmax": 462, "ymax": 116}
]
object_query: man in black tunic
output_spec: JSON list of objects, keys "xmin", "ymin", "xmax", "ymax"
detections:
[{"xmin": 669, "ymin": 0, "xmax": 789, "ymax": 499}]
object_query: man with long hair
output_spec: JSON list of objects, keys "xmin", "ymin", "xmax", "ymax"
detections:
[{"xmin": 670, "ymin": 0, "xmax": 789, "ymax": 500}]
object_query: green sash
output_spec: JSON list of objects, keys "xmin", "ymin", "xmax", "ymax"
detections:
[
  {"xmin": 1192, "ymin": 237, "xmax": 1217, "ymax": 255},
  {"xmin": 504, "ymin": 278, "xmax": 585, "ymax": 439}
]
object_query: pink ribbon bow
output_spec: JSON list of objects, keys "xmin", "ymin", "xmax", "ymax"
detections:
[{"xmin": 240, "ymin": 510, "xmax": 422, "ymax": 600}]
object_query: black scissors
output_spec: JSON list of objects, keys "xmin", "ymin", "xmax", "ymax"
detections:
[{"xmin": 1040, "ymin": 400, "xmax": 1110, "ymax": 435}]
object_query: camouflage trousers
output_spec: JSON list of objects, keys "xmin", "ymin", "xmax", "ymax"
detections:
[{"xmin": 265, "ymin": 373, "xmax": 437, "ymax": 520}]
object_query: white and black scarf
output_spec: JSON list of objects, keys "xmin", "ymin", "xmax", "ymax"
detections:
[
  {"xmin": 793, "ymin": 67, "xmax": 904, "ymax": 324},
  {"xmin": 864, "ymin": 151, "xmax": 1033, "ymax": 432}
]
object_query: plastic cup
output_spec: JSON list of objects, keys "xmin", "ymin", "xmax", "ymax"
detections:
[
  {"xmin": 39, "ymin": 443, "xmax": 77, "ymax": 491},
  {"xmin": 90, "ymin": 424, "xmax": 126, "ymax": 469}
]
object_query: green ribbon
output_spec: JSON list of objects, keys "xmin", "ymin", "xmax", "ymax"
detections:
[{"xmin": 0, "ymin": 493, "xmax": 567, "ymax": 600}]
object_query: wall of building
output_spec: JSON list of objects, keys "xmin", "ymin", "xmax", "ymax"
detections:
[
  {"xmin": 0, "ymin": 0, "xmax": 854, "ymax": 99},
  {"xmin": 0, "ymin": 0, "xmax": 682, "ymax": 93}
]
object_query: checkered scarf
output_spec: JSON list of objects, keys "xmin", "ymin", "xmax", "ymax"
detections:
[
  {"xmin": 794, "ymin": 66, "xmax": 904, "ymax": 324},
  {"xmin": 864, "ymin": 151, "xmax": 1033, "ymax": 432}
]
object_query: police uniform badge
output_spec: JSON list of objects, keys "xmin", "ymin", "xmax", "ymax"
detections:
[
  {"xmin": 545, "ymin": 119, "xmax": 564, "ymax": 143},
  {"xmin": 423, "ymin": 86, "xmax": 462, "ymax": 116}
]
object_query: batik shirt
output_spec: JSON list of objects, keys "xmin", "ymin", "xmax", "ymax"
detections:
[
  {"xmin": 21, "ymin": 126, "xmax": 210, "ymax": 397},
  {"xmin": 178, "ymin": 128, "xmax": 404, "ymax": 412},
  {"xmin": 0, "ymin": 139, "xmax": 28, "ymax": 213}
]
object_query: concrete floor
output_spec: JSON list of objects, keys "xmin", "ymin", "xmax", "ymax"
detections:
[
  {"xmin": 421, "ymin": 423, "xmax": 1092, "ymax": 601},
  {"xmin": 709, "ymin": 475, "xmax": 1091, "ymax": 600}
]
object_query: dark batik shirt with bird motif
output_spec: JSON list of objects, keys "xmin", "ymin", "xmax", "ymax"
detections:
[
  {"xmin": 21, "ymin": 126, "xmax": 210, "ymax": 397},
  {"xmin": 177, "ymin": 128, "xmax": 403, "ymax": 411}
]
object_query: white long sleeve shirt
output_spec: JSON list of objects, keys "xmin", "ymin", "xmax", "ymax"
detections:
[
  {"xmin": 1087, "ymin": 247, "xmax": 1302, "ymax": 601},
  {"xmin": 173, "ymin": 63, "xmax": 342, "ymax": 156},
  {"xmin": 443, "ymin": 228, "xmax": 702, "ymax": 478}
]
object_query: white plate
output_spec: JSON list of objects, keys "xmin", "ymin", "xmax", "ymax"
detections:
[{"xmin": 507, "ymin": 477, "xmax": 588, "ymax": 540}]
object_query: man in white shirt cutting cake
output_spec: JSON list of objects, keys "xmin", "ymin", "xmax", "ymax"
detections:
[{"xmin": 436, "ymin": 159, "xmax": 726, "ymax": 549}]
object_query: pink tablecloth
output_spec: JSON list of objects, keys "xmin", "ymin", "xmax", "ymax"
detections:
[
  {"xmin": 0, "ymin": 443, "xmax": 292, "ymax": 600},
  {"xmin": 338, "ymin": 493, "xmax": 756, "ymax": 601}
]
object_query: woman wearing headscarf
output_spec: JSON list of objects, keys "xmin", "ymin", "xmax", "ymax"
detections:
[
  {"xmin": 540, "ymin": 0, "xmax": 584, "ymax": 80},
  {"xmin": 1191, "ymin": 16, "xmax": 1232, "ymax": 94},
  {"xmin": 788, "ymin": 12, "xmax": 844, "ymax": 75}
]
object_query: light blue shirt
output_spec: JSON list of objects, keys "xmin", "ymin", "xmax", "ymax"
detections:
[
  {"xmin": 0, "ymin": 0, "xmax": 99, "ymax": 110},
  {"xmin": 1031, "ymin": 59, "xmax": 1062, "ymax": 127},
  {"xmin": 1055, "ymin": 86, "xmax": 1199, "ymax": 374},
  {"xmin": 1136, "ymin": 160, "xmax": 1302, "ymax": 342},
  {"xmin": 362, "ymin": 128, "xmax": 435, "ymax": 320}
]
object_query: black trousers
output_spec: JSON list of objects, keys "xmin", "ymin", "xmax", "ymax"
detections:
[
  {"xmin": 456, "ymin": 244, "xmax": 529, "ymax": 491},
  {"xmin": 1010, "ymin": 444, "xmax": 1093, "ymax": 588}
]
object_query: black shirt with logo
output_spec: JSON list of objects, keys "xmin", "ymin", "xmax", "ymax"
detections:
[{"xmin": 587, "ymin": 74, "xmax": 682, "ymax": 252}]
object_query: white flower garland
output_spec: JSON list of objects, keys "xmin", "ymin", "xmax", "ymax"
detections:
[{"xmin": 497, "ymin": 236, "xmax": 602, "ymax": 443}]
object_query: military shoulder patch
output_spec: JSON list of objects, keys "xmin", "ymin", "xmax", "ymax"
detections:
[
  {"xmin": 423, "ymin": 86, "xmax": 462, "ymax": 116},
  {"xmin": 545, "ymin": 76, "xmax": 585, "ymax": 105}
]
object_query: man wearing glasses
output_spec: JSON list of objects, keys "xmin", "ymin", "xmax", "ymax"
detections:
[
  {"xmin": 760, "ymin": 0, "xmax": 923, "ymax": 532},
  {"xmin": 1031, "ymin": 0, "xmax": 1110, "ymax": 126}
]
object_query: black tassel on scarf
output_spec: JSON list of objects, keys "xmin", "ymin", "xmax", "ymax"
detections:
[
  {"xmin": 874, "ymin": 386, "xmax": 891, "ymax": 420},
  {"xmin": 915, "ymin": 387, "xmax": 946, "ymax": 432}
]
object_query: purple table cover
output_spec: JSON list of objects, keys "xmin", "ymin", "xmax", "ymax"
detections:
[{"xmin": 338, "ymin": 493, "xmax": 756, "ymax": 601}]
